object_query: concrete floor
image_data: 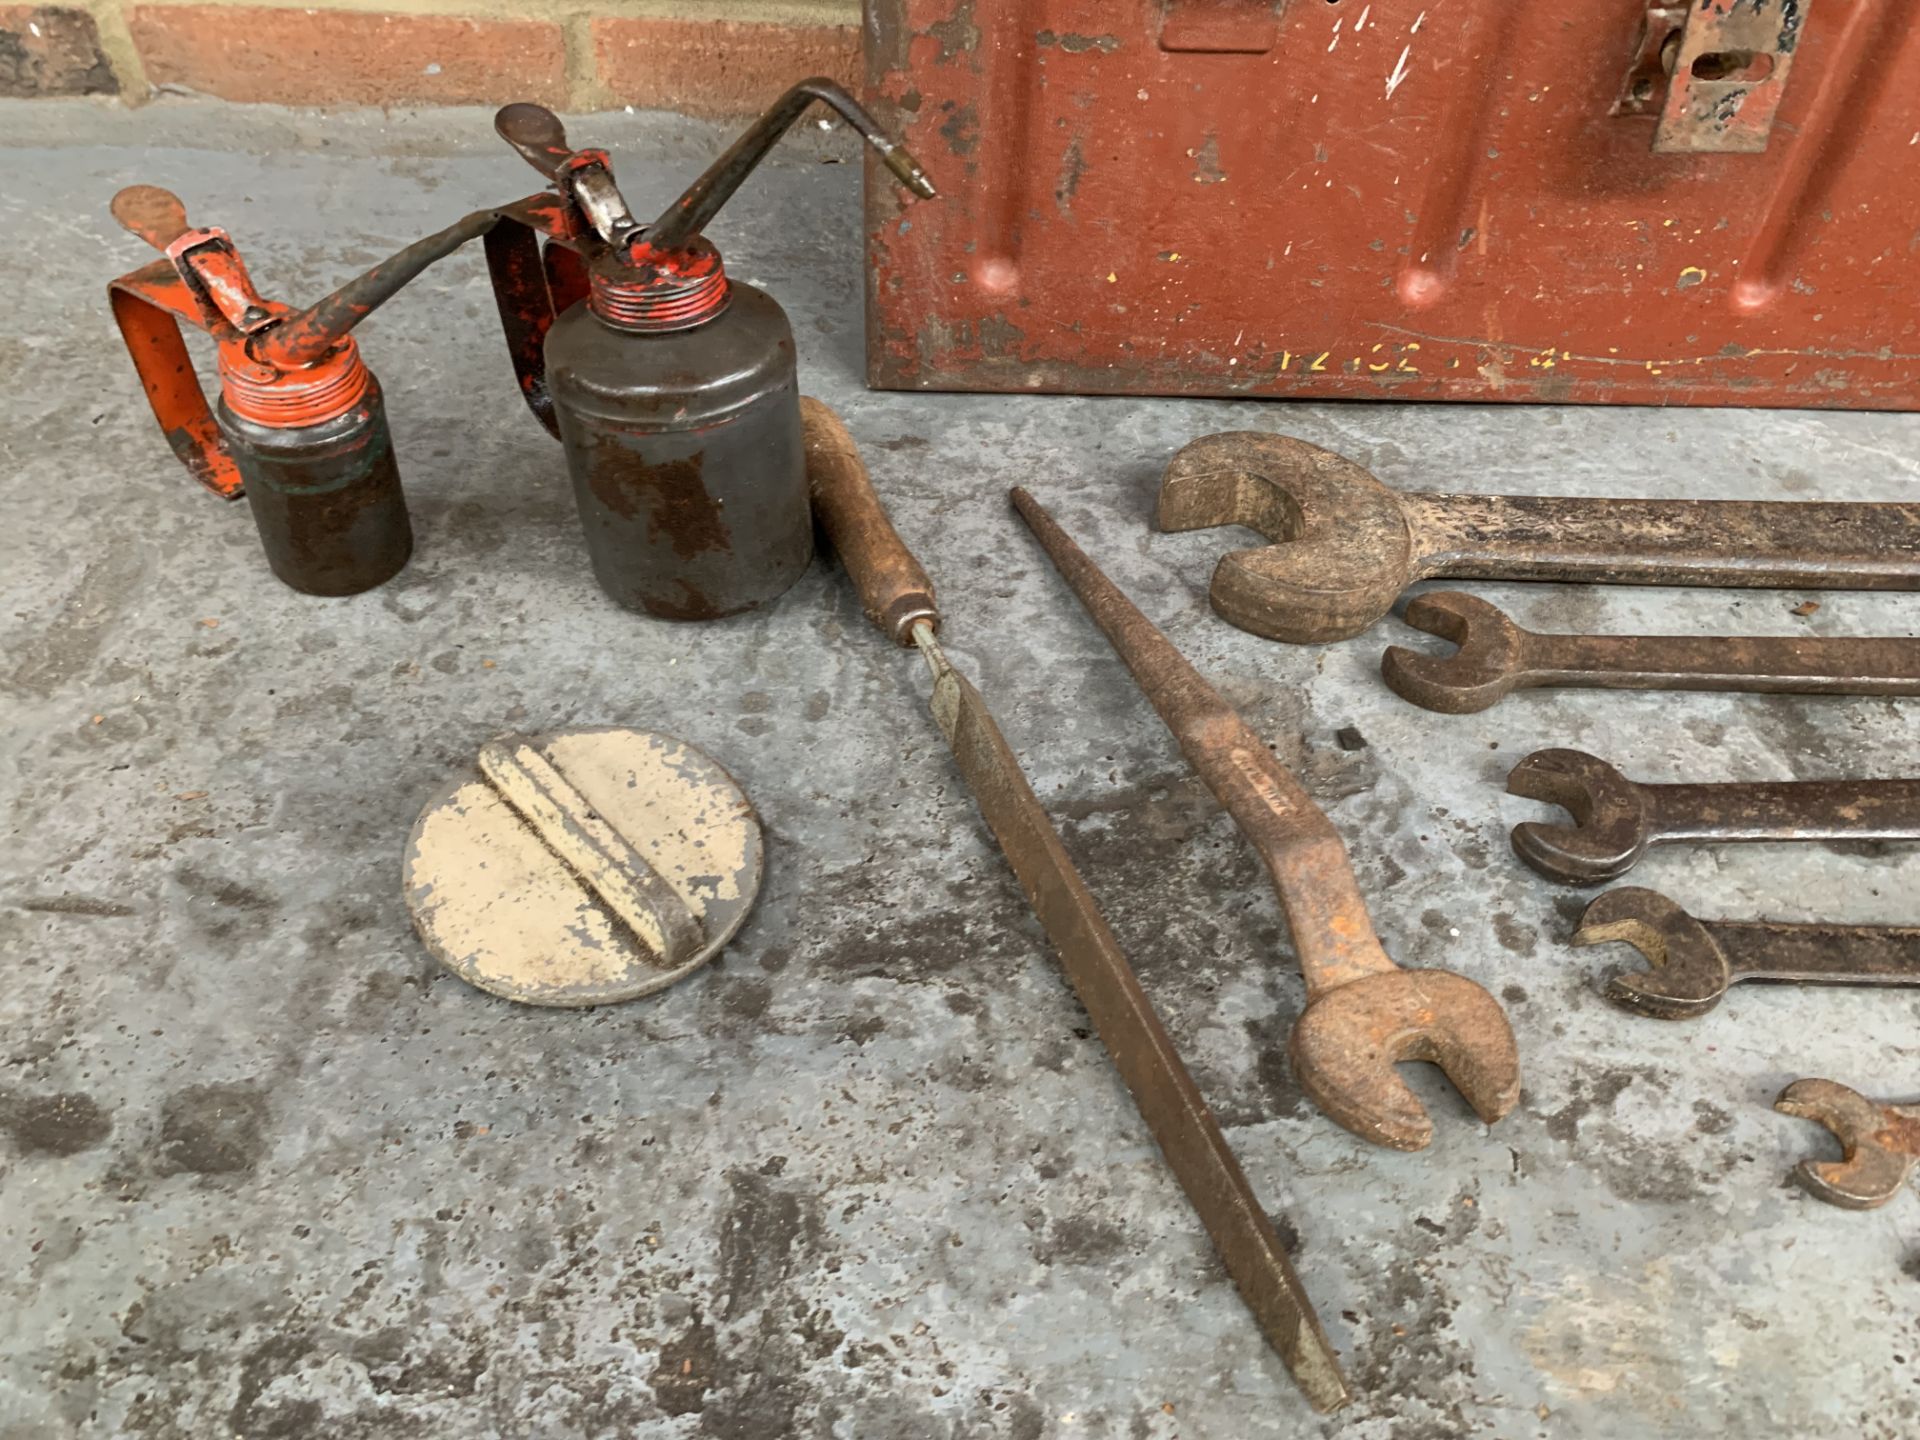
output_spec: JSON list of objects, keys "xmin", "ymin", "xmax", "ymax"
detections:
[{"xmin": 2, "ymin": 99, "xmax": 1918, "ymax": 1440}]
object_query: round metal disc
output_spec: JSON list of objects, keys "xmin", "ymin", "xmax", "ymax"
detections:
[{"xmin": 403, "ymin": 727, "xmax": 762, "ymax": 1006}]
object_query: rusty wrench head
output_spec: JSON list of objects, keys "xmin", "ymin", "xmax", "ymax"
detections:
[
  {"xmin": 1775, "ymin": 1079, "xmax": 1920, "ymax": 1210},
  {"xmin": 1506, "ymin": 749, "xmax": 1651, "ymax": 885},
  {"xmin": 1570, "ymin": 887, "xmax": 1731, "ymax": 1019},
  {"xmin": 1380, "ymin": 593, "xmax": 1529, "ymax": 714},
  {"xmin": 1288, "ymin": 970, "xmax": 1522, "ymax": 1151},
  {"xmin": 1156, "ymin": 432, "xmax": 1416, "ymax": 645}
]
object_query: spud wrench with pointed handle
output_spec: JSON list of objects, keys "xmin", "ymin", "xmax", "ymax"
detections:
[
  {"xmin": 805, "ymin": 402, "xmax": 1349, "ymax": 1413},
  {"xmin": 1011, "ymin": 488, "xmax": 1520, "ymax": 1152}
]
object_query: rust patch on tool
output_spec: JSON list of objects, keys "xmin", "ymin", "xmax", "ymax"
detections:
[{"xmin": 1776, "ymin": 1079, "xmax": 1920, "ymax": 1210}]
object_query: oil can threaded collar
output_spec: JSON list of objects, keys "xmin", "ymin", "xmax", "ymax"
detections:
[
  {"xmin": 589, "ymin": 233, "xmax": 731, "ymax": 333},
  {"xmin": 219, "ymin": 336, "xmax": 371, "ymax": 427}
]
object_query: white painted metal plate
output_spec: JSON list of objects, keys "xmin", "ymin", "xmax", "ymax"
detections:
[{"xmin": 403, "ymin": 727, "xmax": 763, "ymax": 1006}]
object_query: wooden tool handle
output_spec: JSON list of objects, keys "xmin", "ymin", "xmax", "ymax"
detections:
[{"xmin": 802, "ymin": 396, "xmax": 938, "ymax": 646}]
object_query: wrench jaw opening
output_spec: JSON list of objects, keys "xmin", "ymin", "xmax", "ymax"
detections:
[
  {"xmin": 1288, "ymin": 971, "xmax": 1522, "ymax": 1151},
  {"xmin": 1381, "ymin": 592, "xmax": 1525, "ymax": 715},
  {"xmin": 1774, "ymin": 1080, "xmax": 1918, "ymax": 1211},
  {"xmin": 1155, "ymin": 432, "xmax": 1414, "ymax": 645},
  {"xmin": 1506, "ymin": 749, "xmax": 1651, "ymax": 886},
  {"xmin": 1572, "ymin": 888, "xmax": 1730, "ymax": 1020}
]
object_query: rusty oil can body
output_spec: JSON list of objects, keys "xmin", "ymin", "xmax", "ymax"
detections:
[
  {"xmin": 216, "ymin": 375, "xmax": 413, "ymax": 597},
  {"xmin": 547, "ymin": 284, "xmax": 810, "ymax": 622}
]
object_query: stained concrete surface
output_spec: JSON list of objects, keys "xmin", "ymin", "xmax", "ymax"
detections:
[{"xmin": 2, "ymin": 99, "xmax": 1918, "ymax": 1440}]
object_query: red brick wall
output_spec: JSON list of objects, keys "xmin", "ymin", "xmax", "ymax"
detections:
[{"xmin": 0, "ymin": 0, "xmax": 859, "ymax": 112}]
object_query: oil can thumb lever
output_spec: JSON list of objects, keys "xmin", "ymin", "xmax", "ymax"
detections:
[
  {"xmin": 494, "ymin": 102, "xmax": 575, "ymax": 179},
  {"xmin": 112, "ymin": 185, "xmax": 192, "ymax": 251},
  {"xmin": 802, "ymin": 396, "xmax": 938, "ymax": 647},
  {"xmin": 494, "ymin": 102, "xmax": 639, "ymax": 246},
  {"xmin": 646, "ymin": 78, "xmax": 935, "ymax": 254}
]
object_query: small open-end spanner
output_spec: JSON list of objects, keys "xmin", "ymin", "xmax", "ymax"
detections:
[
  {"xmin": 1382, "ymin": 591, "xmax": 1920, "ymax": 714},
  {"xmin": 1506, "ymin": 748, "xmax": 1920, "ymax": 885},
  {"xmin": 1775, "ymin": 1080, "xmax": 1920, "ymax": 1210},
  {"xmin": 1571, "ymin": 887, "xmax": 1920, "ymax": 1019},
  {"xmin": 1153, "ymin": 432, "xmax": 1920, "ymax": 644},
  {"xmin": 1011, "ymin": 487, "xmax": 1520, "ymax": 1151}
]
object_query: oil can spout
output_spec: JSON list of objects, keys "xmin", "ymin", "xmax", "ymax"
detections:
[
  {"xmin": 644, "ymin": 77, "xmax": 935, "ymax": 254},
  {"xmin": 252, "ymin": 197, "xmax": 549, "ymax": 369}
]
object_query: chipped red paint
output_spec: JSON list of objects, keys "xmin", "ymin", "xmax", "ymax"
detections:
[
  {"xmin": 593, "ymin": 234, "xmax": 732, "ymax": 331},
  {"xmin": 220, "ymin": 343, "xmax": 371, "ymax": 427},
  {"xmin": 1650, "ymin": 0, "xmax": 1806, "ymax": 154},
  {"xmin": 864, "ymin": 0, "xmax": 1920, "ymax": 409}
]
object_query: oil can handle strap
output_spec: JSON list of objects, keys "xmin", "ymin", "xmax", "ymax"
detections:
[
  {"xmin": 482, "ymin": 213, "xmax": 592, "ymax": 441},
  {"xmin": 107, "ymin": 273, "xmax": 243, "ymax": 499}
]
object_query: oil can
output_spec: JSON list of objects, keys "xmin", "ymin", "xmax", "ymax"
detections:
[
  {"xmin": 545, "ymin": 277, "xmax": 806, "ymax": 619},
  {"xmin": 109, "ymin": 183, "xmax": 554, "ymax": 596},
  {"xmin": 485, "ymin": 83, "xmax": 935, "ymax": 620}
]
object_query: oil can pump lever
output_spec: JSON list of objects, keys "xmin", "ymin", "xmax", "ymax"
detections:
[
  {"xmin": 495, "ymin": 103, "xmax": 640, "ymax": 247},
  {"xmin": 111, "ymin": 184, "xmax": 192, "ymax": 251},
  {"xmin": 494, "ymin": 101, "xmax": 575, "ymax": 177}
]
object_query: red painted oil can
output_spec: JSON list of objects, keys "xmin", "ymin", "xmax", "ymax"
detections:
[{"xmin": 863, "ymin": 0, "xmax": 1920, "ymax": 408}]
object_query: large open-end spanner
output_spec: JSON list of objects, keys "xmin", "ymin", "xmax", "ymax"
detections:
[
  {"xmin": 1154, "ymin": 432, "xmax": 1920, "ymax": 644},
  {"xmin": 1012, "ymin": 487, "xmax": 1520, "ymax": 1151},
  {"xmin": 1571, "ymin": 888, "xmax": 1920, "ymax": 1019},
  {"xmin": 1506, "ymin": 748, "xmax": 1920, "ymax": 885},
  {"xmin": 1381, "ymin": 592, "xmax": 1920, "ymax": 714},
  {"xmin": 1775, "ymin": 1080, "xmax": 1920, "ymax": 1211}
]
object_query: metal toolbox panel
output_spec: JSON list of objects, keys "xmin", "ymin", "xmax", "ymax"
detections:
[{"xmin": 863, "ymin": 0, "xmax": 1920, "ymax": 408}]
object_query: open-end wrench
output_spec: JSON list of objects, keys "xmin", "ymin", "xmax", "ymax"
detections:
[
  {"xmin": 1154, "ymin": 432, "xmax": 1920, "ymax": 644},
  {"xmin": 1571, "ymin": 887, "xmax": 1920, "ymax": 1019},
  {"xmin": 1775, "ymin": 1079, "xmax": 1920, "ymax": 1211},
  {"xmin": 1506, "ymin": 748, "xmax": 1920, "ymax": 885},
  {"xmin": 1011, "ymin": 487, "xmax": 1520, "ymax": 1151},
  {"xmin": 1381, "ymin": 591, "xmax": 1920, "ymax": 714}
]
